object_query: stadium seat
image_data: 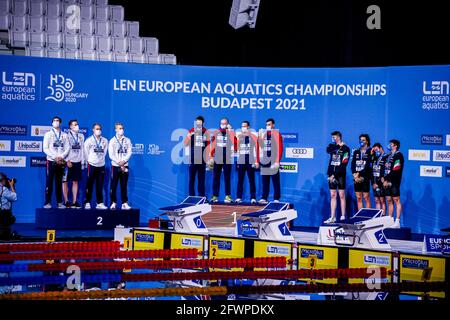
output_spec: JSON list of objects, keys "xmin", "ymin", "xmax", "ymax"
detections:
[
  {"xmin": 46, "ymin": 16, "xmax": 62, "ymax": 33},
  {"xmin": 143, "ymin": 37, "xmax": 158, "ymax": 56},
  {"xmin": 29, "ymin": 1, "xmax": 44, "ymax": 16},
  {"xmin": 161, "ymin": 53, "xmax": 176, "ymax": 65},
  {"xmin": 0, "ymin": 13, "xmax": 10, "ymax": 30},
  {"xmin": 146, "ymin": 55, "xmax": 160, "ymax": 64},
  {"xmin": 28, "ymin": 30, "xmax": 46, "ymax": 47},
  {"xmin": 80, "ymin": 0, "xmax": 93, "ymax": 5},
  {"xmin": 126, "ymin": 21, "xmax": 139, "ymax": 38},
  {"xmin": 80, "ymin": 19, "xmax": 94, "ymax": 35},
  {"xmin": 47, "ymin": 32, "xmax": 62, "ymax": 49},
  {"xmin": 95, "ymin": 5, "xmax": 109, "ymax": 22},
  {"xmin": 95, "ymin": 20, "xmax": 110, "ymax": 36},
  {"xmin": 28, "ymin": 15, "xmax": 44, "ymax": 32},
  {"xmin": 26, "ymin": 46, "xmax": 45, "ymax": 57},
  {"xmin": 111, "ymin": 21, "xmax": 125, "ymax": 38},
  {"xmin": 12, "ymin": 0, "xmax": 27, "ymax": 16},
  {"xmin": 95, "ymin": 0, "xmax": 108, "ymax": 6},
  {"xmin": 80, "ymin": 4, "xmax": 94, "ymax": 21},
  {"xmin": 128, "ymin": 37, "xmax": 143, "ymax": 54},
  {"xmin": 11, "ymin": 30, "xmax": 26, "ymax": 47},
  {"xmin": 46, "ymin": 2, "xmax": 62, "ymax": 17},
  {"xmin": 113, "ymin": 36, "xmax": 127, "ymax": 53},
  {"xmin": 96, "ymin": 35, "xmax": 111, "ymax": 52},
  {"xmin": 114, "ymin": 51, "xmax": 127, "ymax": 62},
  {"xmin": 12, "ymin": 14, "xmax": 27, "ymax": 32},
  {"xmin": 80, "ymin": 34, "xmax": 95, "ymax": 51},
  {"xmin": 97, "ymin": 51, "xmax": 112, "ymax": 61},
  {"xmin": 0, "ymin": 0, "xmax": 11, "ymax": 14},
  {"xmin": 47, "ymin": 48, "xmax": 64, "ymax": 58},
  {"xmin": 64, "ymin": 33, "xmax": 79, "ymax": 49},
  {"xmin": 64, "ymin": 48, "xmax": 79, "ymax": 59},
  {"xmin": 81, "ymin": 49, "xmax": 97, "ymax": 60},
  {"xmin": 130, "ymin": 53, "xmax": 145, "ymax": 64},
  {"xmin": 110, "ymin": 5, "xmax": 124, "ymax": 22}
]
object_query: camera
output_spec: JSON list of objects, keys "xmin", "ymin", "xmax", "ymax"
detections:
[{"xmin": 0, "ymin": 173, "xmax": 16, "ymax": 189}]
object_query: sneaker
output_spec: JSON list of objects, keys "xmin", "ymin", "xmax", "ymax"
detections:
[
  {"xmin": 324, "ymin": 217, "xmax": 336, "ymax": 224},
  {"xmin": 258, "ymin": 199, "xmax": 268, "ymax": 204},
  {"xmin": 210, "ymin": 196, "xmax": 219, "ymax": 203},
  {"xmin": 64, "ymin": 201, "xmax": 72, "ymax": 208},
  {"xmin": 224, "ymin": 195, "xmax": 233, "ymax": 203},
  {"xmin": 110, "ymin": 202, "xmax": 117, "ymax": 210},
  {"xmin": 250, "ymin": 198, "xmax": 257, "ymax": 204},
  {"xmin": 340, "ymin": 215, "xmax": 346, "ymax": 221},
  {"xmin": 57, "ymin": 203, "xmax": 66, "ymax": 209},
  {"xmin": 121, "ymin": 203, "xmax": 131, "ymax": 210},
  {"xmin": 391, "ymin": 219, "xmax": 401, "ymax": 229},
  {"xmin": 273, "ymin": 199, "xmax": 280, "ymax": 203},
  {"xmin": 72, "ymin": 202, "xmax": 82, "ymax": 209},
  {"xmin": 96, "ymin": 203, "xmax": 108, "ymax": 210},
  {"xmin": 84, "ymin": 203, "xmax": 91, "ymax": 210},
  {"xmin": 235, "ymin": 198, "xmax": 242, "ymax": 204},
  {"xmin": 43, "ymin": 203, "xmax": 52, "ymax": 209}
]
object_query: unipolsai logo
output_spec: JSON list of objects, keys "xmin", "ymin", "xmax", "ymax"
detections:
[
  {"xmin": 422, "ymin": 80, "xmax": 449, "ymax": 111},
  {"xmin": 147, "ymin": 144, "xmax": 166, "ymax": 156},
  {"xmin": 1, "ymin": 71, "xmax": 36, "ymax": 101},
  {"xmin": 45, "ymin": 74, "xmax": 88, "ymax": 103}
]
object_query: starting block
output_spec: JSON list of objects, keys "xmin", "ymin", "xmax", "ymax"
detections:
[
  {"xmin": 237, "ymin": 202, "xmax": 297, "ymax": 242},
  {"xmin": 158, "ymin": 196, "xmax": 211, "ymax": 234},
  {"xmin": 317, "ymin": 208, "xmax": 395, "ymax": 250}
]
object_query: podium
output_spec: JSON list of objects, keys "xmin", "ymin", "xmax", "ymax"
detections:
[{"xmin": 35, "ymin": 208, "xmax": 140, "ymax": 230}]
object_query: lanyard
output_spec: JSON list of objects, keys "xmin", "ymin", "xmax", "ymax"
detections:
[
  {"xmin": 387, "ymin": 151, "xmax": 398, "ymax": 164},
  {"xmin": 69, "ymin": 131, "xmax": 79, "ymax": 144},
  {"xmin": 115, "ymin": 135, "xmax": 124, "ymax": 150},
  {"xmin": 360, "ymin": 148, "xmax": 366, "ymax": 161},
  {"xmin": 53, "ymin": 129, "xmax": 61, "ymax": 142},
  {"xmin": 376, "ymin": 153, "xmax": 384, "ymax": 167},
  {"xmin": 93, "ymin": 135, "xmax": 102, "ymax": 149}
]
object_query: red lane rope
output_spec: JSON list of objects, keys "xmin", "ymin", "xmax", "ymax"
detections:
[
  {"xmin": 0, "ymin": 241, "xmax": 121, "ymax": 253},
  {"xmin": 0, "ymin": 248, "xmax": 200, "ymax": 261}
]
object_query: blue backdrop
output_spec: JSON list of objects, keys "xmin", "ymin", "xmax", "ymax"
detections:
[{"xmin": 1, "ymin": 55, "xmax": 449, "ymax": 234}]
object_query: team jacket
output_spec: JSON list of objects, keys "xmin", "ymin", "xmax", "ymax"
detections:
[
  {"xmin": 371, "ymin": 153, "xmax": 388, "ymax": 185},
  {"xmin": 383, "ymin": 151, "xmax": 404, "ymax": 185},
  {"xmin": 108, "ymin": 135, "xmax": 132, "ymax": 167},
  {"xmin": 236, "ymin": 131, "xmax": 259, "ymax": 165},
  {"xmin": 184, "ymin": 127, "xmax": 210, "ymax": 165},
  {"xmin": 210, "ymin": 129, "xmax": 237, "ymax": 165},
  {"xmin": 258, "ymin": 129, "xmax": 283, "ymax": 166},
  {"xmin": 351, "ymin": 147, "xmax": 372, "ymax": 177},
  {"xmin": 84, "ymin": 135, "xmax": 109, "ymax": 167},
  {"xmin": 43, "ymin": 129, "xmax": 70, "ymax": 161},
  {"xmin": 326, "ymin": 143, "xmax": 351, "ymax": 176},
  {"xmin": 66, "ymin": 130, "xmax": 85, "ymax": 163}
]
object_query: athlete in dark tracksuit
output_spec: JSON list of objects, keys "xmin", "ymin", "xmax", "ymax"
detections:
[
  {"xmin": 326, "ymin": 143, "xmax": 351, "ymax": 190},
  {"xmin": 371, "ymin": 146, "xmax": 388, "ymax": 214},
  {"xmin": 185, "ymin": 119, "xmax": 210, "ymax": 197},
  {"xmin": 236, "ymin": 127, "xmax": 259, "ymax": 203},
  {"xmin": 351, "ymin": 144, "xmax": 372, "ymax": 209},
  {"xmin": 210, "ymin": 126, "xmax": 236, "ymax": 202}
]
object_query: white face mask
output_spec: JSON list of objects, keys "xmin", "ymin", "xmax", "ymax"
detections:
[
  {"xmin": 94, "ymin": 129, "xmax": 101, "ymax": 136},
  {"xmin": 220, "ymin": 124, "xmax": 227, "ymax": 130},
  {"xmin": 117, "ymin": 129, "xmax": 124, "ymax": 136},
  {"xmin": 241, "ymin": 127, "xmax": 248, "ymax": 133},
  {"xmin": 71, "ymin": 125, "xmax": 79, "ymax": 132},
  {"xmin": 196, "ymin": 121, "xmax": 203, "ymax": 128},
  {"xmin": 266, "ymin": 125, "xmax": 272, "ymax": 131},
  {"xmin": 52, "ymin": 121, "xmax": 60, "ymax": 129}
]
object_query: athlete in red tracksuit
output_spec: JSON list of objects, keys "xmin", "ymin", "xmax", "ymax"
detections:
[{"xmin": 258, "ymin": 118, "xmax": 283, "ymax": 203}]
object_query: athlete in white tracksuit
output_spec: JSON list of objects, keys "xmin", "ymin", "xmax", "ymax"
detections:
[
  {"xmin": 43, "ymin": 116, "xmax": 70, "ymax": 209},
  {"xmin": 108, "ymin": 123, "xmax": 132, "ymax": 210},
  {"xmin": 84, "ymin": 123, "xmax": 109, "ymax": 209}
]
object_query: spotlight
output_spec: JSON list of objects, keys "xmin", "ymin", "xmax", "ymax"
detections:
[{"xmin": 229, "ymin": 0, "xmax": 261, "ymax": 30}]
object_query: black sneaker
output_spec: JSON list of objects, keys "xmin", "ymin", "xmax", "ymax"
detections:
[
  {"xmin": 72, "ymin": 202, "xmax": 82, "ymax": 209},
  {"xmin": 64, "ymin": 201, "xmax": 72, "ymax": 208}
]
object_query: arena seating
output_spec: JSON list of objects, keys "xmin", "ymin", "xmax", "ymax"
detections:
[{"xmin": 0, "ymin": 0, "xmax": 177, "ymax": 64}]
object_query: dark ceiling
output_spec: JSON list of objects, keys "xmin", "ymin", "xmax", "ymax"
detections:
[{"xmin": 109, "ymin": 0, "xmax": 450, "ymax": 67}]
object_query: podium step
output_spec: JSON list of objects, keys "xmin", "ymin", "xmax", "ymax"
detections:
[{"xmin": 35, "ymin": 208, "xmax": 140, "ymax": 230}]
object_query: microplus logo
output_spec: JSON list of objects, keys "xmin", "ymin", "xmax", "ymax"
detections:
[
  {"xmin": 211, "ymin": 240, "xmax": 232, "ymax": 250},
  {"xmin": 422, "ymin": 81, "xmax": 449, "ymax": 111},
  {"xmin": 300, "ymin": 248, "xmax": 324, "ymax": 259},
  {"xmin": 402, "ymin": 258, "xmax": 429, "ymax": 269},
  {"xmin": 421, "ymin": 134, "xmax": 443, "ymax": 145},
  {"xmin": 45, "ymin": 74, "xmax": 88, "ymax": 103},
  {"xmin": 0, "ymin": 125, "xmax": 27, "ymax": 136},
  {"xmin": 1, "ymin": 71, "xmax": 36, "ymax": 101},
  {"xmin": 135, "ymin": 233, "xmax": 154, "ymax": 243}
]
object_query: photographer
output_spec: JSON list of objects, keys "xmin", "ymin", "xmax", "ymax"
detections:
[{"xmin": 0, "ymin": 173, "xmax": 18, "ymax": 240}]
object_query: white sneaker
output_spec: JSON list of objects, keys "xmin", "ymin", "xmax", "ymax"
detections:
[
  {"xmin": 84, "ymin": 203, "xmax": 91, "ymax": 210},
  {"xmin": 121, "ymin": 203, "xmax": 131, "ymax": 210},
  {"xmin": 391, "ymin": 219, "xmax": 401, "ymax": 229},
  {"xmin": 250, "ymin": 198, "xmax": 257, "ymax": 204},
  {"xmin": 235, "ymin": 198, "xmax": 242, "ymax": 204},
  {"xmin": 43, "ymin": 203, "xmax": 52, "ymax": 209},
  {"xmin": 96, "ymin": 203, "xmax": 108, "ymax": 210},
  {"xmin": 324, "ymin": 217, "xmax": 336, "ymax": 224},
  {"xmin": 110, "ymin": 202, "xmax": 117, "ymax": 210},
  {"xmin": 340, "ymin": 216, "xmax": 346, "ymax": 221},
  {"xmin": 258, "ymin": 199, "xmax": 268, "ymax": 204},
  {"xmin": 57, "ymin": 203, "xmax": 66, "ymax": 209},
  {"xmin": 273, "ymin": 200, "xmax": 280, "ymax": 203}
]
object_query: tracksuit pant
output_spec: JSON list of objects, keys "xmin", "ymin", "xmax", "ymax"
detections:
[
  {"xmin": 85, "ymin": 165, "xmax": 105, "ymax": 205},
  {"xmin": 212, "ymin": 163, "xmax": 232, "ymax": 197},
  {"xmin": 189, "ymin": 164, "xmax": 206, "ymax": 196},
  {"xmin": 110, "ymin": 166, "xmax": 129, "ymax": 204},
  {"xmin": 236, "ymin": 164, "xmax": 256, "ymax": 199},
  {"xmin": 261, "ymin": 168, "xmax": 281, "ymax": 200},
  {"xmin": 45, "ymin": 160, "xmax": 64, "ymax": 204}
]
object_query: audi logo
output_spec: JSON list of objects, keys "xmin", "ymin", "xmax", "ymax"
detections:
[{"xmin": 291, "ymin": 148, "xmax": 308, "ymax": 154}]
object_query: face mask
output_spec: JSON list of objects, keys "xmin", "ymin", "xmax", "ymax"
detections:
[
  {"xmin": 220, "ymin": 124, "xmax": 227, "ymax": 130},
  {"xmin": 94, "ymin": 129, "xmax": 101, "ymax": 136},
  {"xmin": 117, "ymin": 129, "xmax": 124, "ymax": 136},
  {"xmin": 196, "ymin": 122, "xmax": 203, "ymax": 128},
  {"xmin": 375, "ymin": 151, "xmax": 381, "ymax": 157},
  {"xmin": 266, "ymin": 125, "xmax": 272, "ymax": 131},
  {"xmin": 360, "ymin": 141, "xmax": 366, "ymax": 147},
  {"xmin": 386, "ymin": 145, "xmax": 392, "ymax": 152},
  {"xmin": 71, "ymin": 125, "xmax": 79, "ymax": 132},
  {"xmin": 331, "ymin": 137, "xmax": 337, "ymax": 144},
  {"xmin": 52, "ymin": 121, "xmax": 60, "ymax": 129},
  {"xmin": 241, "ymin": 127, "xmax": 248, "ymax": 133}
]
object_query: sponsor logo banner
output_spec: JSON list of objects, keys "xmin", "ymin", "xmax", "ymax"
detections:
[
  {"xmin": 433, "ymin": 150, "xmax": 450, "ymax": 162},
  {"xmin": 0, "ymin": 156, "xmax": 26, "ymax": 167},
  {"xmin": 0, "ymin": 125, "xmax": 27, "ymax": 136},
  {"xmin": 45, "ymin": 74, "xmax": 88, "ymax": 103},
  {"xmin": 63, "ymin": 127, "xmax": 88, "ymax": 136},
  {"xmin": 363, "ymin": 254, "xmax": 391, "ymax": 266},
  {"xmin": 1, "ymin": 71, "xmax": 36, "ymax": 102},
  {"xmin": 266, "ymin": 245, "xmax": 290, "ymax": 255},
  {"xmin": 31, "ymin": 125, "xmax": 52, "ymax": 137},
  {"xmin": 279, "ymin": 162, "xmax": 298, "ymax": 173},
  {"xmin": 423, "ymin": 235, "xmax": 450, "ymax": 254},
  {"xmin": 14, "ymin": 140, "xmax": 42, "ymax": 152},
  {"xmin": 135, "ymin": 233, "xmax": 155, "ymax": 243},
  {"xmin": 281, "ymin": 133, "xmax": 298, "ymax": 143},
  {"xmin": 285, "ymin": 147, "xmax": 314, "ymax": 159},
  {"xmin": 420, "ymin": 165, "xmax": 442, "ymax": 177},
  {"xmin": 147, "ymin": 144, "xmax": 165, "ymax": 155},
  {"xmin": 132, "ymin": 143, "xmax": 145, "ymax": 155},
  {"xmin": 446, "ymin": 166, "xmax": 450, "ymax": 178},
  {"xmin": 421, "ymin": 134, "xmax": 443, "ymax": 145},
  {"xmin": 402, "ymin": 257, "xmax": 429, "ymax": 269},
  {"xmin": 421, "ymin": 80, "xmax": 449, "ymax": 111},
  {"xmin": 211, "ymin": 240, "xmax": 232, "ymax": 250},
  {"xmin": 408, "ymin": 149, "xmax": 430, "ymax": 161},
  {"xmin": 181, "ymin": 237, "xmax": 202, "ymax": 247},
  {"xmin": 0, "ymin": 140, "xmax": 11, "ymax": 151},
  {"xmin": 300, "ymin": 248, "xmax": 324, "ymax": 259},
  {"xmin": 30, "ymin": 156, "xmax": 47, "ymax": 167}
]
